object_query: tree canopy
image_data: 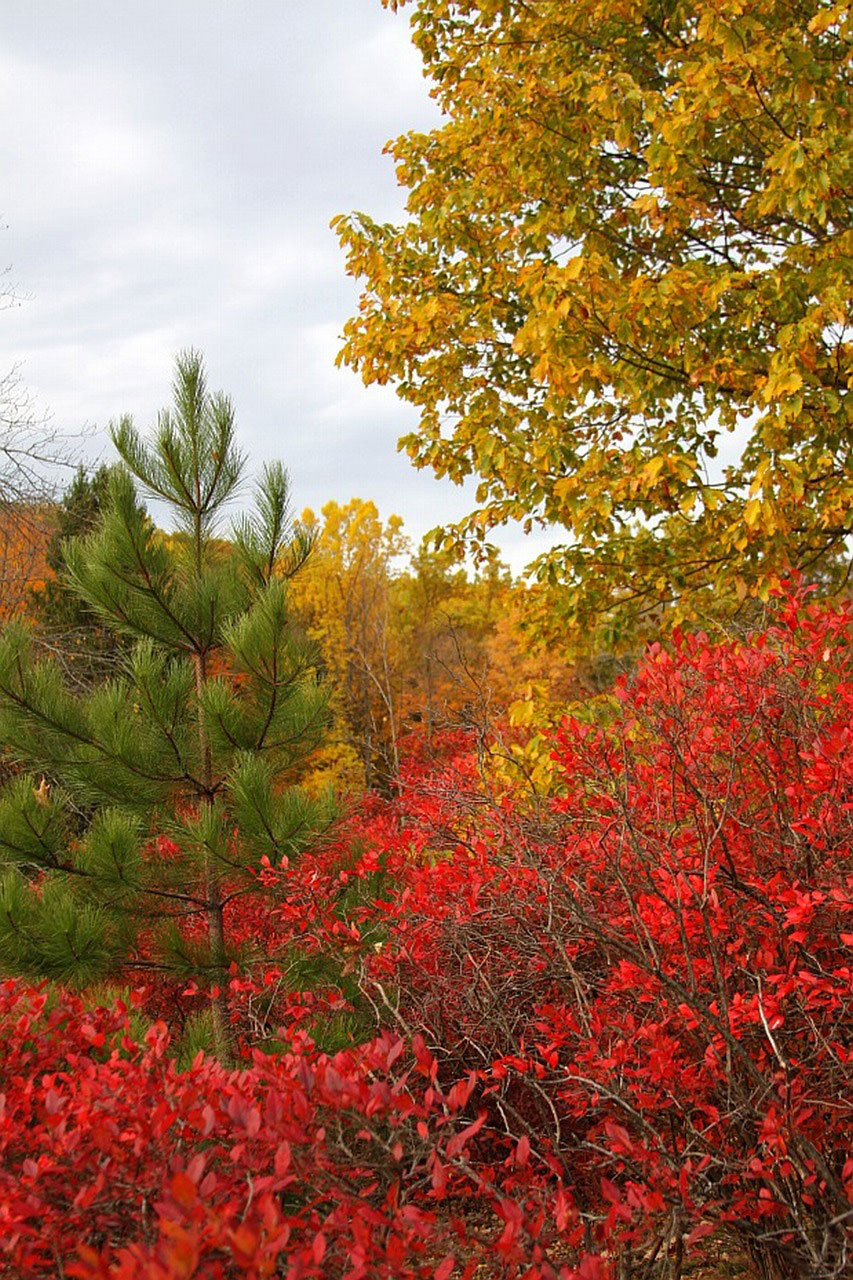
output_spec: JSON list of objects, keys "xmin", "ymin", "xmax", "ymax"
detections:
[{"xmin": 335, "ymin": 0, "xmax": 852, "ymax": 646}]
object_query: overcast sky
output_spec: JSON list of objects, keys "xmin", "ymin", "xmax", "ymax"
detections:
[{"xmin": 1, "ymin": 0, "xmax": 558, "ymax": 571}]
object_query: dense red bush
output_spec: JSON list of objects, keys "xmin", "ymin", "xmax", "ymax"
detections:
[
  {"xmin": 349, "ymin": 588, "xmax": 853, "ymax": 1278},
  {"xmin": 1, "ymin": 587, "xmax": 850, "ymax": 1278},
  {"xmin": 0, "ymin": 981, "xmax": 505, "ymax": 1279}
]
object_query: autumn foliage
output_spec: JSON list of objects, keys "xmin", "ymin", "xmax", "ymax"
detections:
[
  {"xmin": 1, "ymin": 586, "xmax": 850, "ymax": 1279},
  {"xmin": 3, "ymin": 2, "xmax": 850, "ymax": 1274},
  {"xmin": 336, "ymin": 0, "xmax": 852, "ymax": 645},
  {"xmin": 0, "ymin": 503, "xmax": 52, "ymax": 624}
]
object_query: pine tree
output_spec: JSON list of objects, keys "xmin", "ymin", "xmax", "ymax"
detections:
[
  {"xmin": 0, "ymin": 352, "xmax": 332, "ymax": 1060},
  {"xmin": 29, "ymin": 465, "xmax": 130, "ymax": 688}
]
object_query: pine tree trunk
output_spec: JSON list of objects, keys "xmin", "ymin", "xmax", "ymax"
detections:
[
  {"xmin": 193, "ymin": 650, "xmax": 233, "ymax": 1065},
  {"xmin": 206, "ymin": 892, "xmax": 232, "ymax": 1063}
]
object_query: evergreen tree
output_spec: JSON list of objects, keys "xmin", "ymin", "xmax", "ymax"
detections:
[
  {"xmin": 0, "ymin": 352, "xmax": 332, "ymax": 1060},
  {"xmin": 29, "ymin": 465, "xmax": 129, "ymax": 687}
]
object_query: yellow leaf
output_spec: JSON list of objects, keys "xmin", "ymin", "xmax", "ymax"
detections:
[
  {"xmin": 749, "ymin": 459, "xmax": 770, "ymax": 496},
  {"xmin": 643, "ymin": 456, "xmax": 666, "ymax": 483},
  {"xmin": 764, "ymin": 369, "xmax": 803, "ymax": 403}
]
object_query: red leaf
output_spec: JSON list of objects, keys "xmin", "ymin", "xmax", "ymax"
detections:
[
  {"xmin": 600, "ymin": 1176, "xmax": 622, "ymax": 1205},
  {"xmin": 170, "ymin": 1171, "xmax": 198, "ymax": 1209},
  {"xmin": 446, "ymin": 1110, "xmax": 487, "ymax": 1158}
]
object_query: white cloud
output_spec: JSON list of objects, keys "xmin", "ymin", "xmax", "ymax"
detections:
[
  {"xmin": 0, "ymin": 0, "xmax": 554, "ymax": 577},
  {"xmin": 0, "ymin": 52, "xmax": 173, "ymax": 233}
]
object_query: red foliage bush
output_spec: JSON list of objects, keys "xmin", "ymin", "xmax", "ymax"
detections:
[
  {"xmin": 349, "ymin": 588, "xmax": 853, "ymax": 1278},
  {"xmin": 0, "ymin": 981, "xmax": 502, "ymax": 1279},
  {"xmin": 1, "ymin": 587, "xmax": 850, "ymax": 1278}
]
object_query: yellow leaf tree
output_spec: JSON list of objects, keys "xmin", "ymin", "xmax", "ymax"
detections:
[
  {"xmin": 394, "ymin": 541, "xmax": 503, "ymax": 740},
  {"xmin": 335, "ymin": 0, "xmax": 852, "ymax": 647},
  {"xmin": 290, "ymin": 499, "xmax": 408, "ymax": 793},
  {"xmin": 291, "ymin": 500, "xmax": 568, "ymax": 791}
]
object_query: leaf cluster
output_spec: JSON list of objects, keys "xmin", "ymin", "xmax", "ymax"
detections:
[{"xmin": 337, "ymin": 0, "xmax": 852, "ymax": 648}]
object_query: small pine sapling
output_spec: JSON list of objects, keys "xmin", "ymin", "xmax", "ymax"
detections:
[{"xmin": 0, "ymin": 351, "xmax": 333, "ymax": 1060}]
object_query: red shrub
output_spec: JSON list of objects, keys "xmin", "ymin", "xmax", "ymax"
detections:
[
  {"xmin": 350, "ymin": 588, "xmax": 853, "ymax": 1278},
  {"xmin": 0, "ymin": 982, "xmax": 491, "ymax": 1278}
]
